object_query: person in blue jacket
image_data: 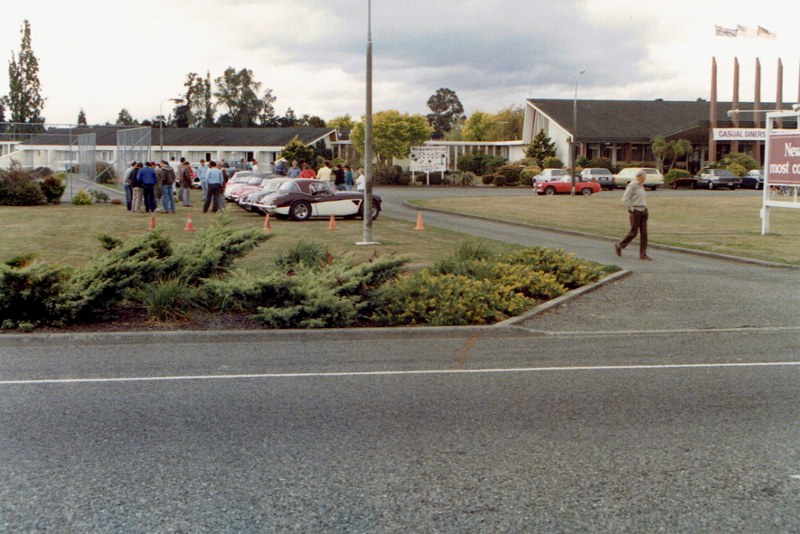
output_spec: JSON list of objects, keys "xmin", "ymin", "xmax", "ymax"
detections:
[{"xmin": 138, "ymin": 162, "xmax": 159, "ymax": 213}]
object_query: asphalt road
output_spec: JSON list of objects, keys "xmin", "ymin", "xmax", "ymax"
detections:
[{"xmin": 2, "ymin": 186, "xmax": 800, "ymax": 532}]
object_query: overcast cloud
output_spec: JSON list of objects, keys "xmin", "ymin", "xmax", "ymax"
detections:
[{"xmin": 0, "ymin": 0, "xmax": 797, "ymax": 125}]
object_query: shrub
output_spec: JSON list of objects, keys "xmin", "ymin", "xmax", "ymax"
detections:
[
  {"xmin": 371, "ymin": 272, "xmax": 531, "ymax": 326},
  {"xmin": 542, "ymin": 156, "xmax": 564, "ymax": 169},
  {"xmin": 726, "ymin": 163, "xmax": 747, "ymax": 177},
  {"xmin": 372, "ymin": 165, "xmax": 405, "ymax": 185},
  {"xmin": 492, "ymin": 174, "xmax": 507, "ymax": 187},
  {"xmin": 665, "ymin": 169, "xmax": 691, "ymax": 186},
  {"xmin": 95, "ymin": 162, "xmax": 117, "ymax": 184},
  {"xmin": 274, "ymin": 241, "xmax": 329, "ymax": 270},
  {"xmin": 576, "ymin": 154, "xmax": 589, "ymax": 168},
  {"xmin": 0, "ymin": 162, "xmax": 47, "ymax": 206},
  {"xmin": 719, "ymin": 152, "xmax": 758, "ymax": 172},
  {"xmin": 457, "ymin": 152, "xmax": 506, "ymax": 176},
  {"xmin": 40, "ymin": 173, "xmax": 66, "ymax": 203},
  {"xmin": 445, "ymin": 171, "xmax": 476, "ymax": 186},
  {"xmin": 482, "ymin": 173, "xmax": 497, "ymax": 185},
  {"xmin": 71, "ymin": 189, "xmax": 93, "ymax": 205},
  {"xmin": 587, "ymin": 157, "xmax": 614, "ymax": 171},
  {"xmin": 0, "ymin": 260, "xmax": 70, "ymax": 328},
  {"xmin": 495, "ymin": 164, "xmax": 522, "ymax": 186},
  {"xmin": 134, "ymin": 278, "xmax": 198, "ymax": 322},
  {"xmin": 89, "ymin": 190, "xmax": 110, "ymax": 203},
  {"xmin": 502, "ymin": 247, "xmax": 603, "ymax": 289}
]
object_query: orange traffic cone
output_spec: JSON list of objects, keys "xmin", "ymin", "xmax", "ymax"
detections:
[
  {"xmin": 184, "ymin": 214, "xmax": 196, "ymax": 232},
  {"xmin": 328, "ymin": 214, "xmax": 337, "ymax": 230},
  {"xmin": 263, "ymin": 213, "xmax": 272, "ymax": 231},
  {"xmin": 415, "ymin": 212, "xmax": 425, "ymax": 231},
  {"xmin": 148, "ymin": 215, "xmax": 156, "ymax": 230}
]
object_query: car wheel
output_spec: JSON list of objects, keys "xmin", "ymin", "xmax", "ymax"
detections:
[
  {"xmin": 544, "ymin": 186, "xmax": 556, "ymax": 195},
  {"xmin": 729, "ymin": 185, "xmax": 736, "ymax": 190},
  {"xmin": 580, "ymin": 187, "xmax": 592, "ymax": 196},
  {"xmin": 357, "ymin": 202, "xmax": 381, "ymax": 221},
  {"xmin": 289, "ymin": 200, "xmax": 312, "ymax": 221}
]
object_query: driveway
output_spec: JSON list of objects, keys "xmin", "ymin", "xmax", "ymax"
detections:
[{"xmin": 376, "ymin": 186, "xmax": 800, "ymax": 333}]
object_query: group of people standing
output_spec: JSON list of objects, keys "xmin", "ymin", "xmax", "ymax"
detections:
[
  {"xmin": 123, "ymin": 158, "xmax": 227, "ymax": 214},
  {"xmin": 280, "ymin": 160, "xmax": 365, "ymax": 191}
]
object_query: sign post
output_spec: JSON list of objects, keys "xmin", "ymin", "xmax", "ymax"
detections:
[{"xmin": 409, "ymin": 146, "xmax": 448, "ymax": 185}]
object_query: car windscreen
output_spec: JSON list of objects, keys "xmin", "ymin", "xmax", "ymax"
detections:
[{"xmin": 277, "ymin": 181, "xmax": 301, "ymax": 193}]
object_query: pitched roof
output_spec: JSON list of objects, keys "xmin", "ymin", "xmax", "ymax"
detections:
[
  {"xmin": 527, "ymin": 98, "xmax": 795, "ymax": 143},
  {"xmin": 27, "ymin": 126, "xmax": 336, "ymax": 147}
]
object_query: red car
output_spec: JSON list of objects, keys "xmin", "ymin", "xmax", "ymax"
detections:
[{"xmin": 534, "ymin": 177, "xmax": 601, "ymax": 196}]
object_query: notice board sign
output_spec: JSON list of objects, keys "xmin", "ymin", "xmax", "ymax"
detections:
[
  {"xmin": 768, "ymin": 133, "xmax": 800, "ymax": 185},
  {"xmin": 410, "ymin": 146, "xmax": 448, "ymax": 173}
]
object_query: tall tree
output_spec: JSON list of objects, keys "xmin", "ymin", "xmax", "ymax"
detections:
[
  {"xmin": 426, "ymin": 88, "xmax": 464, "ymax": 139},
  {"xmin": 299, "ymin": 114, "xmax": 326, "ymax": 128},
  {"xmin": 350, "ymin": 110, "xmax": 433, "ymax": 165},
  {"xmin": 462, "ymin": 111, "xmax": 494, "ymax": 141},
  {"xmin": 214, "ymin": 67, "xmax": 264, "ymax": 127},
  {"xmin": 328, "ymin": 114, "xmax": 355, "ymax": 130},
  {"xmin": 0, "ymin": 100, "xmax": 5, "ymax": 123},
  {"xmin": 278, "ymin": 107, "xmax": 298, "ymax": 127},
  {"xmin": 77, "ymin": 108, "xmax": 87, "ymax": 126},
  {"xmin": 490, "ymin": 105, "xmax": 524, "ymax": 140},
  {"xmin": 258, "ymin": 89, "xmax": 278, "ymax": 126},
  {"xmin": 5, "ymin": 20, "xmax": 45, "ymax": 125},
  {"xmin": 115, "ymin": 108, "xmax": 137, "ymax": 126}
]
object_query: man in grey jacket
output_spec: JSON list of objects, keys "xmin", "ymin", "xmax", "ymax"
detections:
[{"xmin": 615, "ymin": 170, "xmax": 652, "ymax": 260}]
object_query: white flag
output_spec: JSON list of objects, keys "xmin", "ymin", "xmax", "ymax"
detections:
[
  {"xmin": 736, "ymin": 24, "xmax": 757, "ymax": 38},
  {"xmin": 757, "ymin": 26, "xmax": 777, "ymax": 40}
]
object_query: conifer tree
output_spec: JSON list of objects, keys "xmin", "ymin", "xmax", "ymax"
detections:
[{"xmin": 5, "ymin": 20, "xmax": 46, "ymax": 125}]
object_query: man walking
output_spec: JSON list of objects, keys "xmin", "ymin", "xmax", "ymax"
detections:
[{"xmin": 615, "ymin": 169, "xmax": 652, "ymax": 260}]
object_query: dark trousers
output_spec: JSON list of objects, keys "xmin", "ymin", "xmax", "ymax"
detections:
[
  {"xmin": 124, "ymin": 185, "xmax": 133, "ymax": 211},
  {"xmin": 618, "ymin": 209, "xmax": 648, "ymax": 257},
  {"xmin": 203, "ymin": 183, "xmax": 222, "ymax": 213},
  {"xmin": 143, "ymin": 185, "xmax": 157, "ymax": 213}
]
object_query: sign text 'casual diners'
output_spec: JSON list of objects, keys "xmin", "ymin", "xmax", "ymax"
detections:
[{"xmin": 768, "ymin": 134, "xmax": 800, "ymax": 185}]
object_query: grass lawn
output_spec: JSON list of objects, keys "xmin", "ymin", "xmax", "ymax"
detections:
[
  {"xmin": 0, "ymin": 203, "xmax": 515, "ymax": 270},
  {"xmin": 411, "ymin": 193, "xmax": 800, "ymax": 265}
]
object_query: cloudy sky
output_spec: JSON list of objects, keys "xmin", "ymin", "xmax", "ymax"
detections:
[{"xmin": 0, "ymin": 0, "xmax": 798, "ymax": 126}]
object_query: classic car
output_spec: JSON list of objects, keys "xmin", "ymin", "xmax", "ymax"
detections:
[
  {"xmin": 228, "ymin": 175, "xmax": 275, "ymax": 202},
  {"xmin": 580, "ymin": 168, "xmax": 614, "ymax": 190},
  {"xmin": 613, "ymin": 167, "xmax": 664, "ymax": 190},
  {"xmin": 534, "ymin": 176, "xmax": 601, "ymax": 196},
  {"xmin": 694, "ymin": 168, "xmax": 741, "ymax": 190},
  {"xmin": 256, "ymin": 178, "xmax": 381, "ymax": 221},
  {"xmin": 238, "ymin": 179, "xmax": 286, "ymax": 213}
]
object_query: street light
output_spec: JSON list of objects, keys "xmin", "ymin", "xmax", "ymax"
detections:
[
  {"xmin": 358, "ymin": 0, "xmax": 378, "ymax": 245},
  {"xmin": 159, "ymin": 98, "xmax": 184, "ymax": 162},
  {"xmin": 571, "ymin": 69, "xmax": 586, "ymax": 195}
]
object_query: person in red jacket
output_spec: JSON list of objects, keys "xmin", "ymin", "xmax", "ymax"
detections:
[{"xmin": 300, "ymin": 163, "xmax": 317, "ymax": 178}]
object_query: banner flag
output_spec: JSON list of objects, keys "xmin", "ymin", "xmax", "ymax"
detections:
[
  {"xmin": 737, "ymin": 24, "xmax": 757, "ymax": 38},
  {"xmin": 757, "ymin": 26, "xmax": 777, "ymax": 40},
  {"xmin": 715, "ymin": 25, "xmax": 737, "ymax": 37}
]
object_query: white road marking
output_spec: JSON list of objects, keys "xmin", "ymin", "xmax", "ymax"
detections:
[
  {"xmin": 1, "ymin": 361, "xmax": 800, "ymax": 386},
  {"xmin": 791, "ymin": 475, "xmax": 800, "ymax": 480}
]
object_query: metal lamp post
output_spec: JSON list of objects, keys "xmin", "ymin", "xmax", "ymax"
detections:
[
  {"xmin": 571, "ymin": 70, "xmax": 586, "ymax": 195},
  {"xmin": 159, "ymin": 98, "xmax": 184, "ymax": 162},
  {"xmin": 359, "ymin": 0, "xmax": 377, "ymax": 245}
]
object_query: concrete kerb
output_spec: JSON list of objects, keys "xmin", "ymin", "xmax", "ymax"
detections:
[{"xmin": 406, "ymin": 201, "xmax": 799, "ymax": 270}]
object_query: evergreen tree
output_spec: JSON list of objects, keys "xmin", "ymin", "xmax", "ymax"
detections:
[
  {"xmin": 5, "ymin": 20, "xmax": 46, "ymax": 125},
  {"xmin": 525, "ymin": 129, "xmax": 557, "ymax": 166},
  {"xmin": 115, "ymin": 108, "xmax": 137, "ymax": 126},
  {"xmin": 77, "ymin": 108, "xmax": 87, "ymax": 126}
]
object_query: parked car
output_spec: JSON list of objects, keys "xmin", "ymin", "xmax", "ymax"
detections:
[
  {"xmin": 580, "ymin": 168, "xmax": 614, "ymax": 190},
  {"xmin": 694, "ymin": 168, "xmax": 741, "ymax": 190},
  {"xmin": 238, "ymin": 179, "xmax": 286, "ymax": 213},
  {"xmin": 532, "ymin": 169, "xmax": 569, "ymax": 183},
  {"xmin": 613, "ymin": 167, "xmax": 664, "ymax": 190},
  {"xmin": 228, "ymin": 174, "xmax": 275, "ymax": 202},
  {"xmin": 739, "ymin": 169, "xmax": 764, "ymax": 190},
  {"xmin": 534, "ymin": 177, "xmax": 601, "ymax": 196},
  {"xmin": 258, "ymin": 178, "xmax": 381, "ymax": 221}
]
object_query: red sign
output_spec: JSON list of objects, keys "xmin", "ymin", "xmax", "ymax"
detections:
[{"xmin": 768, "ymin": 133, "xmax": 800, "ymax": 185}]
